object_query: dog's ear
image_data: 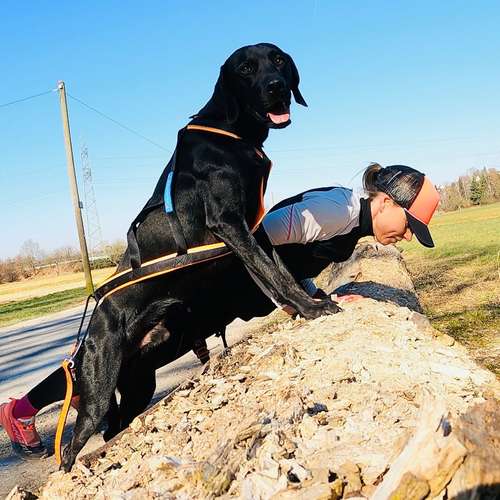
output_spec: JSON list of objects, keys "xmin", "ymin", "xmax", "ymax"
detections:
[
  {"xmin": 288, "ymin": 56, "xmax": 308, "ymax": 107},
  {"xmin": 213, "ymin": 64, "xmax": 240, "ymax": 123}
]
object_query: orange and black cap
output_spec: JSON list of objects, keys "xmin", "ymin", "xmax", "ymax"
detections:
[
  {"xmin": 404, "ymin": 177, "xmax": 440, "ymax": 247},
  {"xmin": 374, "ymin": 165, "xmax": 440, "ymax": 248}
]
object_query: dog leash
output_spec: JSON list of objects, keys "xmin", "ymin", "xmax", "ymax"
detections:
[{"xmin": 54, "ymin": 294, "xmax": 95, "ymax": 466}]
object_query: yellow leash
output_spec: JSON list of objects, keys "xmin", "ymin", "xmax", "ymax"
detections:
[{"xmin": 54, "ymin": 358, "xmax": 74, "ymax": 466}]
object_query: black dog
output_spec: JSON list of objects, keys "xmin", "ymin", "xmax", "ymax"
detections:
[
  {"xmin": 109, "ymin": 226, "xmax": 333, "ymax": 439},
  {"xmin": 62, "ymin": 43, "xmax": 340, "ymax": 471}
]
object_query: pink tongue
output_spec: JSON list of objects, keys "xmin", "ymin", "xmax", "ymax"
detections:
[{"xmin": 267, "ymin": 112, "xmax": 290, "ymax": 124}]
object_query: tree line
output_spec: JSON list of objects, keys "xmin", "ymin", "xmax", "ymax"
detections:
[
  {"xmin": 438, "ymin": 167, "xmax": 500, "ymax": 212},
  {"xmin": 0, "ymin": 240, "xmax": 126, "ymax": 284}
]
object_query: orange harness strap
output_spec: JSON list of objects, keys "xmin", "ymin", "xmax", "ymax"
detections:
[{"xmin": 186, "ymin": 124, "xmax": 241, "ymax": 140}]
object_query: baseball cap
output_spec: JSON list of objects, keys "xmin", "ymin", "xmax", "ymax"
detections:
[{"xmin": 374, "ymin": 166, "xmax": 440, "ymax": 248}]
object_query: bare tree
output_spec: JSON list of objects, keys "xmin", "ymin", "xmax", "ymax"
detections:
[{"xmin": 19, "ymin": 239, "xmax": 44, "ymax": 276}]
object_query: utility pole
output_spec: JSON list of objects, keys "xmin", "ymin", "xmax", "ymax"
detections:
[{"xmin": 58, "ymin": 81, "xmax": 94, "ymax": 294}]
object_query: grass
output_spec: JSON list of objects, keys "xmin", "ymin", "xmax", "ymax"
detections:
[
  {"xmin": 0, "ymin": 267, "xmax": 116, "ymax": 328},
  {"xmin": 0, "ymin": 267, "xmax": 115, "ymax": 304},
  {"xmin": 400, "ymin": 202, "xmax": 500, "ymax": 375},
  {"xmin": 0, "ymin": 288, "xmax": 89, "ymax": 327}
]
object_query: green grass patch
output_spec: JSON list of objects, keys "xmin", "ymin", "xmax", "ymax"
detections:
[
  {"xmin": 0, "ymin": 287, "xmax": 88, "ymax": 328},
  {"xmin": 430, "ymin": 304, "xmax": 499, "ymax": 346},
  {"xmin": 400, "ymin": 202, "xmax": 500, "ymax": 375}
]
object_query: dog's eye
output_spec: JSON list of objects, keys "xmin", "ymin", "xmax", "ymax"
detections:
[
  {"xmin": 274, "ymin": 54, "xmax": 285, "ymax": 66},
  {"xmin": 239, "ymin": 63, "xmax": 254, "ymax": 75}
]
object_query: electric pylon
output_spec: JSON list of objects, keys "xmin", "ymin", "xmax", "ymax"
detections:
[{"xmin": 81, "ymin": 145, "xmax": 104, "ymax": 260}]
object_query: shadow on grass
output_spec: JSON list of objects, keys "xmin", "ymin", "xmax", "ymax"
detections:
[
  {"xmin": 409, "ymin": 252, "xmax": 497, "ymax": 295},
  {"xmin": 430, "ymin": 303, "xmax": 500, "ymax": 376}
]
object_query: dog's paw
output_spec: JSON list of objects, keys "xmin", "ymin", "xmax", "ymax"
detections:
[
  {"xmin": 60, "ymin": 446, "xmax": 76, "ymax": 473},
  {"xmin": 323, "ymin": 299, "xmax": 342, "ymax": 315},
  {"xmin": 298, "ymin": 298, "xmax": 342, "ymax": 319},
  {"xmin": 220, "ymin": 347, "xmax": 232, "ymax": 358}
]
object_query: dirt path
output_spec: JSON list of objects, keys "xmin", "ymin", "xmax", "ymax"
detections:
[
  {"xmin": 0, "ymin": 316, "xmax": 265, "ymax": 498},
  {"xmin": 0, "ymin": 268, "xmax": 115, "ymax": 305}
]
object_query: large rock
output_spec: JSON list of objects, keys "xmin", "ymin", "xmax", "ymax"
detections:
[
  {"xmin": 11, "ymin": 243, "xmax": 499, "ymax": 499},
  {"xmin": 328, "ymin": 242, "xmax": 423, "ymax": 313}
]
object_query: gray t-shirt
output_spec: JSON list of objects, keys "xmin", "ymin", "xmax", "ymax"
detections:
[
  {"xmin": 261, "ymin": 187, "xmax": 361, "ymax": 299},
  {"xmin": 262, "ymin": 187, "xmax": 360, "ymax": 246}
]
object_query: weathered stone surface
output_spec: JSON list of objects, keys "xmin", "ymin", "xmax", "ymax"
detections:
[
  {"xmin": 5, "ymin": 486, "xmax": 37, "ymax": 500},
  {"xmin": 387, "ymin": 472, "xmax": 430, "ymax": 500},
  {"xmin": 329, "ymin": 242, "xmax": 423, "ymax": 313},
  {"xmin": 20, "ymin": 243, "xmax": 499, "ymax": 499}
]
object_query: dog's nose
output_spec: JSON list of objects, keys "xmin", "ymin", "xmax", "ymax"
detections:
[{"xmin": 266, "ymin": 79, "xmax": 286, "ymax": 96}]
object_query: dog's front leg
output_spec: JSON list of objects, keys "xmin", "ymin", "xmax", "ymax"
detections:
[{"xmin": 208, "ymin": 217, "xmax": 340, "ymax": 319}]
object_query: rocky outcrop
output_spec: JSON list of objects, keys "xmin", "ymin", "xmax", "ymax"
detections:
[{"xmin": 10, "ymin": 244, "xmax": 499, "ymax": 499}]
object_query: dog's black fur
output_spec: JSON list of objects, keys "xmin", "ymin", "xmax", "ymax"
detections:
[
  {"xmin": 107, "ymin": 239, "xmax": 328, "ymax": 441},
  {"xmin": 62, "ymin": 43, "xmax": 340, "ymax": 471}
]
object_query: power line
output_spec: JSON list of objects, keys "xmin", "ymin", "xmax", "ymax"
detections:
[
  {"xmin": 66, "ymin": 92, "xmax": 169, "ymax": 152},
  {"xmin": 267, "ymin": 135, "xmax": 481, "ymax": 154},
  {"xmin": 96, "ymin": 154, "xmax": 166, "ymax": 160},
  {"xmin": 0, "ymin": 89, "xmax": 55, "ymax": 109}
]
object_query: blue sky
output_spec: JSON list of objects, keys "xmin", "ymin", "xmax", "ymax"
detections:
[{"xmin": 1, "ymin": 1, "xmax": 499, "ymax": 258}]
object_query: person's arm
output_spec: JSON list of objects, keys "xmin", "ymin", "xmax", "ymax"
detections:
[{"xmin": 300, "ymin": 278, "xmax": 318, "ymax": 297}]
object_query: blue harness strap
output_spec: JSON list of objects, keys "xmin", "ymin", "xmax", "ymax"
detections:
[
  {"xmin": 127, "ymin": 127, "xmax": 188, "ymax": 268},
  {"xmin": 164, "ymin": 171, "xmax": 175, "ymax": 213}
]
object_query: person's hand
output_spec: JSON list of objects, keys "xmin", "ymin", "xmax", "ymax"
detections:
[{"xmin": 331, "ymin": 293, "xmax": 363, "ymax": 303}]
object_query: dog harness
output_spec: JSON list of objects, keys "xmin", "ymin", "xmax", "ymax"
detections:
[
  {"xmin": 54, "ymin": 124, "xmax": 272, "ymax": 465},
  {"xmin": 94, "ymin": 124, "xmax": 271, "ymax": 302}
]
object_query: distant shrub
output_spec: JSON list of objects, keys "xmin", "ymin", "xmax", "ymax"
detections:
[
  {"xmin": 104, "ymin": 240, "xmax": 127, "ymax": 265},
  {"xmin": 72, "ymin": 262, "xmax": 84, "ymax": 273},
  {"xmin": 0, "ymin": 260, "xmax": 21, "ymax": 283}
]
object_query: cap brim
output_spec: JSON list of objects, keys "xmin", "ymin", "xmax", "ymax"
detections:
[{"xmin": 405, "ymin": 211, "xmax": 434, "ymax": 248}]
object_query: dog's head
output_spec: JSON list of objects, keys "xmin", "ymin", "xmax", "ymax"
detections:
[{"xmin": 201, "ymin": 43, "xmax": 307, "ymax": 130}]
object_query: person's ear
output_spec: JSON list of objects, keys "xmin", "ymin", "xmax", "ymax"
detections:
[{"xmin": 381, "ymin": 195, "xmax": 394, "ymax": 211}]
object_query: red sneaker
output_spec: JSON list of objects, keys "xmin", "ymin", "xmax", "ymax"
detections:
[{"xmin": 0, "ymin": 399, "xmax": 46, "ymax": 458}]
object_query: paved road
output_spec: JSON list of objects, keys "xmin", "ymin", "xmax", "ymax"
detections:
[
  {"xmin": 0, "ymin": 305, "xmax": 91, "ymax": 401},
  {"xmin": 0, "ymin": 305, "xmax": 262, "ymax": 497}
]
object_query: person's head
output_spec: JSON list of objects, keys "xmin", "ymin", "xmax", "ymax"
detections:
[{"xmin": 363, "ymin": 163, "xmax": 440, "ymax": 247}]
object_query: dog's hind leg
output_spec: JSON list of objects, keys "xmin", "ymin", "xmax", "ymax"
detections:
[
  {"xmin": 115, "ymin": 302, "xmax": 202, "ymax": 431},
  {"xmin": 215, "ymin": 327, "xmax": 230, "ymax": 357},
  {"xmin": 115, "ymin": 354, "xmax": 157, "ymax": 433},
  {"xmin": 103, "ymin": 392, "xmax": 120, "ymax": 442},
  {"xmin": 61, "ymin": 302, "xmax": 124, "ymax": 472}
]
